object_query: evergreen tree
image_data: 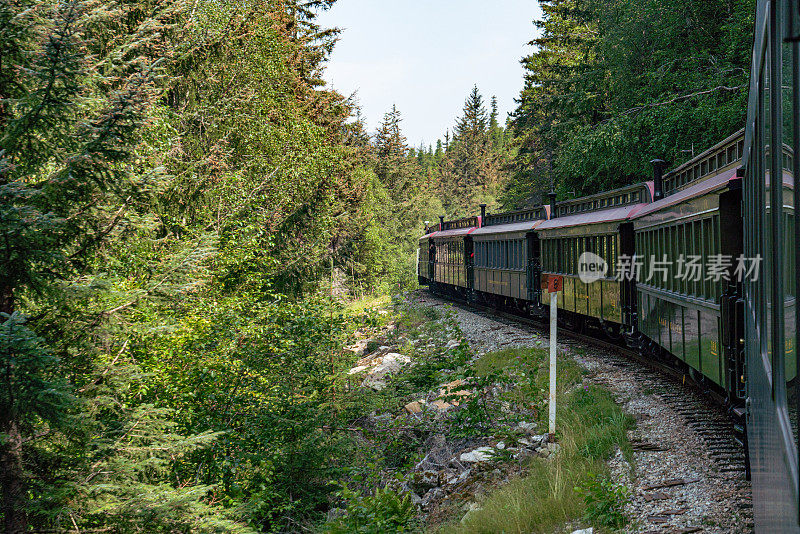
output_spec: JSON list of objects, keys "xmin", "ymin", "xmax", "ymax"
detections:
[
  {"xmin": 454, "ymin": 85, "xmax": 489, "ymax": 140},
  {"xmin": 374, "ymin": 104, "xmax": 411, "ymax": 192}
]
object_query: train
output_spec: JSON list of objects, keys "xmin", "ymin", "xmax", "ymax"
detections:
[{"xmin": 418, "ymin": 0, "xmax": 799, "ymax": 530}]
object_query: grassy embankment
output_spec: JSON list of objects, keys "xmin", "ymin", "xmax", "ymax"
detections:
[{"xmin": 441, "ymin": 346, "xmax": 635, "ymax": 534}]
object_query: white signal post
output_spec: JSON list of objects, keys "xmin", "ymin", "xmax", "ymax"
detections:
[{"xmin": 547, "ymin": 275, "xmax": 562, "ymax": 438}]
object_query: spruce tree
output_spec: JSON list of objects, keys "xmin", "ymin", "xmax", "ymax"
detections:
[
  {"xmin": 454, "ymin": 85, "xmax": 489, "ymax": 140},
  {"xmin": 374, "ymin": 104, "xmax": 411, "ymax": 192}
]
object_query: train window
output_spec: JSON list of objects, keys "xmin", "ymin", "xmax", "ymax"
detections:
[
  {"xmin": 660, "ymin": 227, "xmax": 668, "ymax": 291},
  {"xmin": 610, "ymin": 235, "xmax": 618, "ymax": 279},
  {"xmin": 564, "ymin": 238, "xmax": 569, "ymax": 274},
  {"xmin": 544, "ymin": 240, "xmax": 550, "ymax": 271},
  {"xmin": 693, "ymin": 220, "xmax": 701, "ymax": 297},
  {"xmin": 678, "ymin": 224, "xmax": 686, "ymax": 295},
  {"xmin": 664, "ymin": 227, "xmax": 671, "ymax": 292},
  {"xmin": 511, "ymin": 240, "xmax": 516, "ymax": 270},
  {"xmin": 706, "ymin": 221, "xmax": 713, "ymax": 299},
  {"xmin": 675, "ymin": 225, "xmax": 682, "ymax": 293}
]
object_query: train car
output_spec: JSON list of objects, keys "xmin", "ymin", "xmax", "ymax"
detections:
[
  {"xmin": 471, "ymin": 204, "xmax": 549, "ymax": 313},
  {"xmin": 536, "ymin": 183, "xmax": 653, "ymax": 336},
  {"xmin": 740, "ymin": 0, "xmax": 800, "ymax": 528},
  {"xmin": 631, "ymin": 132, "xmax": 746, "ymax": 394},
  {"xmin": 429, "ymin": 216, "xmax": 480, "ymax": 298}
]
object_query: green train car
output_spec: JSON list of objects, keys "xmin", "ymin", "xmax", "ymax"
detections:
[
  {"xmin": 537, "ymin": 184, "xmax": 653, "ymax": 334},
  {"xmin": 472, "ymin": 206, "xmax": 547, "ymax": 311},
  {"xmin": 632, "ymin": 132, "xmax": 746, "ymax": 389}
]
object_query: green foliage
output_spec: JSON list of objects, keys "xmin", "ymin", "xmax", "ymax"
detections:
[
  {"xmin": 576, "ymin": 474, "xmax": 630, "ymax": 529},
  {"xmin": 504, "ymin": 0, "xmax": 755, "ymax": 208},
  {"xmin": 322, "ymin": 485, "xmax": 419, "ymax": 533}
]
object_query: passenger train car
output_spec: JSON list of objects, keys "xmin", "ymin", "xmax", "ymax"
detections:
[
  {"xmin": 417, "ymin": 0, "xmax": 800, "ymax": 529},
  {"xmin": 538, "ymin": 183, "xmax": 652, "ymax": 338}
]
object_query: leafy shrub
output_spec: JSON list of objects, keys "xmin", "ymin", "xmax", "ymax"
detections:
[
  {"xmin": 576, "ymin": 474, "xmax": 630, "ymax": 529},
  {"xmin": 322, "ymin": 485, "xmax": 419, "ymax": 533}
]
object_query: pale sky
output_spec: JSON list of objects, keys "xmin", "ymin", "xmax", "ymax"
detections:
[{"xmin": 317, "ymin": 1, "xmax": 543, "ymax": 148}]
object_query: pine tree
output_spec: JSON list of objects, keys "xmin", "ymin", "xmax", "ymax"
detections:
[
  {"xmin": 374, "ymin": 104, "xmax": 411, "ymax": 192},
  {"xmin": 489, "ymin": 95, "xmax": 504, "ymax": 149},
  {"xmin": 454, "ymin": 85, "xmax": 489, "ymax": 140},
  {"xmin": 445, "ymin": 86, "xmax": 492, "ymax": 204}
]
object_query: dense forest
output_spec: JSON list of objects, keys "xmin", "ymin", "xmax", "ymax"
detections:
[{"xmin": 0, "ymin": 0, "xmax": 754, "ymax": 532}]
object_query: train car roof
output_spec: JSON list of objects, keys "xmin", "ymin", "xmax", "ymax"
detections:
[
  {"xmin": 471, "ymin": 219, "xmax": 545, "ymax": 236},
  {"xmin": 632, "ymin": 168, "xmax": 738, "ymax": 219},
  {"xmin": 536, "ymin": 204, "xmax": 647, "ymax": 230},
  {"xmin": 431, "ymin": 226, "xmax": 479, "ymax": 239}
]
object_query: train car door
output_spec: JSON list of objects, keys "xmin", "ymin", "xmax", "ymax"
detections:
[
  {"xmin": 465, "ymin": 237, "xmax": 475, "ymax": 292},
  {"xmin": 527, "ymin": 231, "xmax": 542, "ymax": 313}
]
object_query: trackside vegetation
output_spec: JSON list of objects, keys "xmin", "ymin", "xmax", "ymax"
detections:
[{"xmin": 443, "ymin": 349, "xmax": 634, "ymax": 534}]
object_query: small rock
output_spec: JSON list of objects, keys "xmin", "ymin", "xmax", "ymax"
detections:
[
  {"xmin": 421, "ymin": 487, "xmax": 443, "ymax": 508},
  {"xmin": 446, "ymin": 339, "xmax": 460, "ymax": 349},
  {"xmin": 519, "ymin": 434, "xmax": 547, "ymax": 448},
  {"xmin": 516, "ymin": 421, "xmax": 537, "ymax": 433},
  {"xmin": 404, "ymin": 400, "xmax": 426, "ymax": 414},
  {"xmin": 410, "ymin": 470, "xmax": 439, "ymax": 493},
  {"xmin": 431, "ymin": 399, "xmax": 452, "ymax": 412},
  {"xmin": 446, "ymin": 469, "xmax": 471, "ymax": 486},
  {"xmin": 362, "ymin": 376, "xmax": 387, "ymax": 390},
  {"xmin": 347, "ymin": 365, "xmax": 369, "ymax": 375},
  {"xmin": 344, "ymin": 339, "xmax": 369, "ymax": 357},
  {"xmin": 460, "ymin": 447, "xmax": 494, "ymax": 463},
  {"xmin": 571, "ymin": 529, "xmax": 593, "ymax": 534},
  {"xmin": 437, "ymin": 379, "xmax": 474, "ymax": 406},
  {"xmin": 496, "ymin": 441, "xmax": 505, "ymax": 450}
]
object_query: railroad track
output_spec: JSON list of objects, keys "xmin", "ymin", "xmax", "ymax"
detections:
[{"xmin": 432, "ymin": 291, "xmax": 749, "ymax": 479}]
